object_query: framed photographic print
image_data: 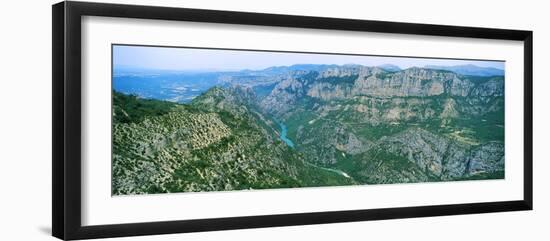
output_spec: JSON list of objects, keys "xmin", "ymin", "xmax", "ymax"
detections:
[{"xmin": 52, "ymin": 1, "xmax": 533, "ymax": 240}]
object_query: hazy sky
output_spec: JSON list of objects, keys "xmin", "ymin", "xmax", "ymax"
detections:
[{"xmin": 113, "ymin": 45, "xmax": 505, "ymax": 71}]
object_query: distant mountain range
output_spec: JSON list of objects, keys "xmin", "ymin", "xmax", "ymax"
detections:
[
  {"xmin": 255, "ymin": 63, "xmax": 503, "ymax": 77},
  {"xmin": 115, "ymin": 63, "xmax": 503, "ymax": 77},
  {"xmin": 377, "ymin": 64, "xmax": 401, "ymax": 72},
  {"xmin": 424, "ymin": 64, "xmax": 504, "ymax": 76}
]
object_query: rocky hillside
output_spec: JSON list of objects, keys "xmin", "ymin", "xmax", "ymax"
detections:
[
  {"xmin": 112, "ymin": 90, "xmax": 354, "ymax": 195},
  {"xmin": 345, "ymin": 128, "xmax": 504, "ymax": 184}
]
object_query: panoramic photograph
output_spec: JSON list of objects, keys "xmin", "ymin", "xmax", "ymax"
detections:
[{"xmin": 111, "ymin": 45, "xmax": 505, "ymax": 196}]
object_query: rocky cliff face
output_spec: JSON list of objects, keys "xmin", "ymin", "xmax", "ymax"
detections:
[
  {"xmin": 340, "ymin": 128, "xmax": 504, "ymax": 184},
  {"xmin": 352, "ymin": 67, "xmax": 449, "ymax": 97},
  {"xmin": 260, "ymin": 75, "xmax": 308, "ymax": 116},
  {"xmin": 256, "ymin": 65, "xmax": 505, "ymax": 184},
  {"xmin": 261, "ymin": 66, "xmax": 504, "ymax": 122},
  {"xmin": 262, "ymin": 66, "xmax": 504, "ymax": 106},
  {"xmin": 376, "ymin": 128, "xmax": 503, "ymax": 179}
]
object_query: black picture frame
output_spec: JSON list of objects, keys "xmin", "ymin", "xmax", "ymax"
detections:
[{"xmin": 52, "ymin": 1, "xmax": 533, "ymax": 240}]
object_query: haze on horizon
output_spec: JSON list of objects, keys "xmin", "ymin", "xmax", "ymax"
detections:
[{"xmin": 113, "ymin": 45, "xmax": 505, "ymax": 72}]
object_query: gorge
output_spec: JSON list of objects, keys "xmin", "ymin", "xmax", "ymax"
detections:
[{"xmin": 112, "ymin": 63, "xmax": 505, "ymax": 195}]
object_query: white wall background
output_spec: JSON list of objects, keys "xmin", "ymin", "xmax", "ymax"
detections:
[{"xmin": 0, "ymin": 0, "xmax": 547, "ymax": 240}]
